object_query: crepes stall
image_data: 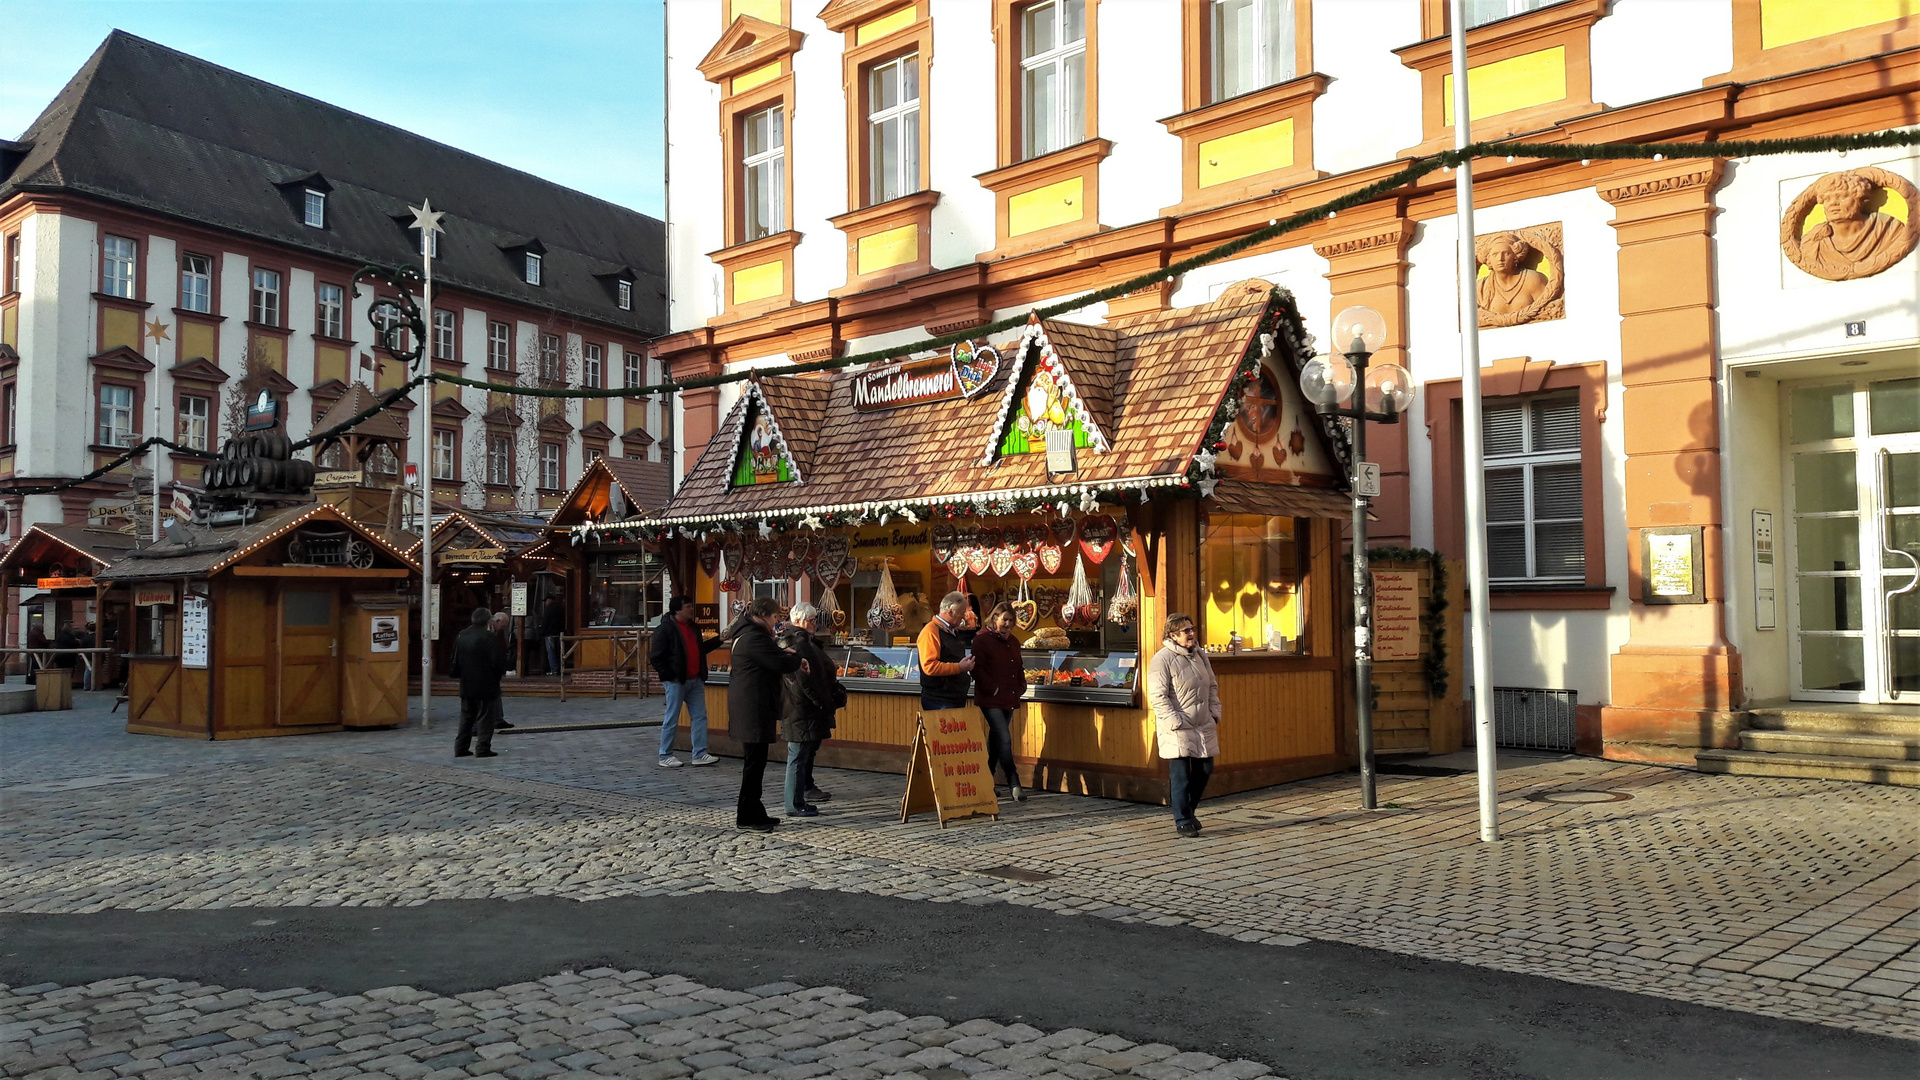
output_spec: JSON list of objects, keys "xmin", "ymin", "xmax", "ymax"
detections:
[{"xmin": 590, "ymin": 281, "xmax": 1358, "ymax": 802}]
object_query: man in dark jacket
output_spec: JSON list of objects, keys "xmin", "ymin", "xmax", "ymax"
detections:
[
  {"xmin": 727, "ymin": 596, "xmax": 805, "ymax": 831},
  {"xmin": 778, "ymin": 603, "xmax": 843, "ymax": 818},
  {"xmin": 540, "ymin": 596, "xmax": 565, "ymax": 675},
  {"xmin": 650, "ymin": 595, "xmax": 723, "ymax": 767},
  {"xmin": 454, "ymin": 607, "xmax": 510, "ymax": 758}
]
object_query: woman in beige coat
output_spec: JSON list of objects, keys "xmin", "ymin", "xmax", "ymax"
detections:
[{"xmin": 1146, "ymin": 612, "xmax": 1220, "ymax": 837}]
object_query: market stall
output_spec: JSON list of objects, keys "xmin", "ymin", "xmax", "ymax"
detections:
[
  {"xmin": 540, "ymin": 455, "xmax": 674, "ymax": 688},
  {"xmin": 581, "ymin": 281, "xmax": 1362, "ymax": 802},
  {"xmin": 0, "ymin": 524, "xmax": 139, "ymax": 686},
  {"xmin": 418, "ymin": 509, "xmax": 549, "ymax": 677}
]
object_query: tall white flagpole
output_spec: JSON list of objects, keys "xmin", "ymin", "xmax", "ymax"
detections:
[
  {"xmin": 1450, "ymin": 0, "xmax": 1500, "ymax": 842},
  {"xmin": 411, "ymin": 200, "xmax": 444, "ymax": 731}
]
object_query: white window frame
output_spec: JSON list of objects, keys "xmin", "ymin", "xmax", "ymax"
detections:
[
  {"xmin": 539, "ymin": 333, "xmax": 563, "ymax": 384},
  {"xmin": 1465, "ymin": 0, "xmax": 1559, "ymax": 29},
  {"xmin": 1210, "ymin": 0, "xmax": 1296, "ymax": 104},
  {"xmin": 371, "ymin": 301, "xmax": 408, "ymax": 353},
  {"xmin": 302, "ymin": 189, "xmax": 327, "ymax": 228},
  {"xmin": 524, "ymin": 252, "xmax": 542, "ymax": 286},
  {"xmin": 432, "ymin": 310, "xmax": 456, "ymax": 361},
  {"xmin": 180, "ymin": 253, "xmax": 213, "ymax": 314},
  {"xmin": 316, "ymin": 283, "xmax": 345, "ymax": 339},
  {"xmin": 487, "ymin": 321, "xmax": 512, "ymax": 370},
  {"xmin": 98, "ymin": 383, "xmax": 135, "ymax": 447},
  {"xmin": 6, "ymin": 234, "xmax": 18, "ymax": 295},
  {"xmin": 419, "ymin": 229, "xmax": 439, "ymax": 258},
  {"xmin": 617, "ymin": 279, "xmax": 632, "ymax": 310},
  {"xmin": 487, "ymin": 432, "xmax": 514, "ymax": 486},
  {"xmin": 583, "ymin": 343, "xmax": 603, "ymax": 389},
  {"xmin": 250, "ymin": 268, "xmax": 282, "ymax": 327},
  {"xmin": 432, "ymin": 428, "xmax": 457, "ymax": 481},
  {"xmin": 624, "ymin": 352, "xmax": 642, "ymax": 389},
  {"xmin": 867, "ymin": 53, "xmax": 922, "ymax": 205},
  {"xmin": 741, "ymin": 104, "xmax": 787, "ymax": 241},
  {"xmin": 102, "ymin": 235, "xmax": 137, "ymax": 299},
  {"xmin": 540, "ymin": 441, "xmax": 562, "ymax": 490},
  {"xmin": 1018, "ymin": 0, "xmax": 1087, "ymax": 162},
  {"xmin": 177, "ymin": 392, "xmax": 210, "ymax": 452},
  {"xmin": 1483, "ymin": 393, "xmax": 1584, "ymax": 584}
]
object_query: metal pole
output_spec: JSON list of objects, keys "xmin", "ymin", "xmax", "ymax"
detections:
[
  {"xmin": 419, "ymin": 229, "xmax": 434, "ymax": 732},
  {"xmin": 151, "ymin": 348, "xmax": 162, "ymax": 544},
  {"xmin": 1351, "ymin": 350, "xmax": 1376, "ymax": 810},
  {"xmin": 1450, "ymin": 0, "xmax": 1499, "ymax": 842}
]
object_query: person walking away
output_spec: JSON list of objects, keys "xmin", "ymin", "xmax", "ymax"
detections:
[
  {"xmin": 971, "ymin": 602, "xmax": 1028, "ymax": 801},
  {"xmin": 916, "ymin": 591, "xmax": 975, "ymax": 711},
  {"xmin": 650, "ymin": 596, "xmax": 724, "ymax": 767},
  {"xmin": 727, "ymin": 597, "xmax": 805, "ymax": 831},
  {"xmin": 487, "ymin": 610, "xmax": 515, "ymax": 729},
  {"xmin": 453, "ymin": 607, "xmax": 510, "ymax": 758},
  {"xmin": 778, "ymin": 603, "xmax": 845, "ymax": 817},
  {"xmin": 541, "ymin": 595, "xmax": 565, "ymax": 675},
  {"xmin": 1147, "ymin": 613, "xmax": 1220, "ymax": 837}
]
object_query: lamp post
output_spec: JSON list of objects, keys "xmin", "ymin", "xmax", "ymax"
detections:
[{"xmin": 1299, "ymin": 305, "xmax": 1414, "ymax": 810}]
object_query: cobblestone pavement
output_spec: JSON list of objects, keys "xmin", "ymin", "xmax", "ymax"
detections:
[
  {"xmin": 3, "ymin": 693, "xmax": 1919, "ymax": 1047},
  {"xmin": 3, "ymin": 968, "xmax": 1286, "ymax": 1080}
]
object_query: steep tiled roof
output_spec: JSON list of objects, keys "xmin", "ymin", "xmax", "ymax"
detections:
[
  {"xmin": 753, "ymin": 375, "xmax": 832, "ymax": 477},
  {"xmin": 311, "ymin": 382, "xmax": 410, "ymax": 443},
  {"xmin": 96, "ymin": 502, "xmax": 416, "ymax": 581},
  {"xmin": 1037, "ymin": 320, "xmax": 1119, "ymax": 437},
  {"xmin": 603, "ymin": 456, "xmax": 673, "ymax": 513}
]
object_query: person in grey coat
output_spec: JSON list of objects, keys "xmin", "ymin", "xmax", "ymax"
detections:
[
  {"xmin": 778, "ymin": 602, "xmax": 844, "ymax": 818},
  {"xmin": 1146, "ymin": 612, "xmax": 1220, "ymax": 837}
]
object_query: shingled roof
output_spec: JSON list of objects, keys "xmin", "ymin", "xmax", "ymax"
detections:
[
  {"xmin": 652, "ymin": 284, "xmax": 1340, "ymax": 525},
  {"xmin": 1, "ymin": 32, "xmax": 664, "ymax": 334},
  {"xmin": 311, "ymin": 383, "xmax": 410, "ymax": 444},
  {"xmin": 96, "ymin": 502, "xmax": 417, "ymax": 581}
]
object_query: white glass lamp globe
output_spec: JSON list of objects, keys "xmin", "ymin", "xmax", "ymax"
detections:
[
  {"xmin": 1365, "ymin": 361, "xmax": 1415, "ymax": 417},
  {"xmin": 1331, "ymin": 304, "xmax": 1388, "ymax": 355},
  {"xmin": 1298, "ymin": 352, "xmax": 1357, "ymax": 408}
]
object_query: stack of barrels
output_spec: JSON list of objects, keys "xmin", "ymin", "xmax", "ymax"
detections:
[{"xmin": 203, "ymin": 430, "xmax": 318, "ymax": 495}]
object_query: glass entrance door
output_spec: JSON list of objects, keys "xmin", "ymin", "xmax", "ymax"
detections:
[{"xmin": 1785, "ymin": 377, "xmax": 1920, "ymax": 703}]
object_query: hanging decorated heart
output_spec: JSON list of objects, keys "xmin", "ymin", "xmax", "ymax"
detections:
[
  {"xmin": 817, "ymin": 534, "xmax": 850, "ymax": 581},
  {"xmin": 1038, "ymin": 542, "xmax": 1063, "ymax": 575},
  {"xmin": 1118, "ymin": 513, "xmax": 1136, "ymax": 557},
  {"xmin": 787, "ymin": 535, "xmax": 817, "ymax": 577},
  {"xmin": 951, "ymin": 340, "xmax": 1001, "ymax": 399},
  {"xmin": 1012, "ymin": 599, "xmax": 1039, "ymax": 631},
  {"xmin": 1077, "ymin": 514, "xmax": 1117, "ymax": 564},
  {"xmin": 1013, "ymin": 550, "xmax": 1039, "ymax": 581},
  {"xmin": 698, "ymin": 541, "xmax": 720, "ymax": 579},
  {"xmin": 990, "ymin": 546, "xmax": 1015, "ymax": 578},
  {"xmin": 981, "ymin": 527, "xmax": 1004, "ymax": 553},
  {"xmin": 966, "ymin": 546, "xmax": 991, "ymax": 576},
  {"xmin": 1027, "ymin": 525, "xmax": 1049, "ymax": 550},
  {"xmin": 723, "ymin": 536, "xmax": 745, "ymax": 580},
  {"xmin": 1050, "ymin": 518, "xmax": 1076, "ymax": 546},
  {"xmin": 932, "ymin": 523, "xmax": 957, "ymax": 564}
]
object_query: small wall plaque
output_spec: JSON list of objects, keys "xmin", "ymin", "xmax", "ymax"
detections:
[{"xmin": 1641, "ymin": 526, "xmax": 1704, "ymax": 605}]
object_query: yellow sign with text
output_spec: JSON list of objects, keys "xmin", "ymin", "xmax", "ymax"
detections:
[{"xmin": 900, "ymin": 707, "xmax": 1000, "ymax": 828}]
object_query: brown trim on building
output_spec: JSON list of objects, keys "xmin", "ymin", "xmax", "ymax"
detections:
[
  {"xmin": 1396, "ymin": 0, "xmax": 1610, "ymax": 155},
  {"xmin": 1715, "ymin": 0, "xmax": 1920, "ymax": 84},
  {"xmin": 992, "ymin": 0, "xmax": 1101, "ymax": 169},
  {"xmin": 1160, "ymin": 73, "xmax": 1330, "ymax": 216},
  {"xmin": 974, "ymin": 137, "xmax": 1113, "ymax": 259},
  {"xmin": 1182, "ymin": 0, "xmax": 1315, "ymax": 113}
]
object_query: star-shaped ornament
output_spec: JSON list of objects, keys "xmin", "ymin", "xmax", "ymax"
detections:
[
  {"xmin": 143, "ymin": 318, "xmax": 170, "ymax": 342},
  {"xmin": 757, "ymin": 519, "xmax": 774, "ymax": 539},
  {"xmin": 1193, "ymin": 448, "xmax": 1218, "ymax": 474},
  {"xmin": 409, "ymin": 199, "xmax": 445, "ymax": 236},
  {"xmin": 800, "ymin": 514, "xmax": 823, "ymax": 532}
]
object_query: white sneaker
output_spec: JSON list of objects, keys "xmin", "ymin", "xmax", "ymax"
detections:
[
  {"xmin": 657, "ymin": 756, "xmax": 685, "ymax": 769},
  {"xmin": 689, "ymin": 753, "xmax": 720, "ymax": 766}
]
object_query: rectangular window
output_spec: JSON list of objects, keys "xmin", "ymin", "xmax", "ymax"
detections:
[
  {"xmin": 418, "ymin": 229, "xmax": 439, "ymax": 258},
  {"xmin": 176, "ymin": 393, "xmax": 211, "ymax": 452},
  {"xmin": 98, "ymin": 383, "xmax": 135, "ymax": 447},
  {"xmin": 371, "ymin": 301, "xmax": 407, "ymax": 353},
  {"xmin": 487, "ymin": 433, "xmax": 514, "ymax": 485},
  {"xmin": 624, "ymin": 352, "xmax": 642, "ymax": 389},
  {"xmin": 539, "ymin": 333, "xmax": 563, "ymax": 384},
  {"xmin": 180, "ymin": 253, "xmax": 213, "ymax": 314},
  {"xmin": 867, "ymin": 54, "xmax": 922, "ymax": 205},
  {"xmin": 487, "ymin": 320, "xmax": 513, "ymax": 370},
  {"xmin": 540, "ymin": 442, "xmax": 562, "ymax": 490},
  {"xmin": 433, "ymin": 310, "xmax": 456, "ymax": 361},
  {"xmin": 1211, "ymin": 0, "xmax": 1295, "ymax": 103},
  {"xmin": 315, "ymin": 283, "xmax": 345, "ymax": 339},
  {"xmin": 1019, "ymin": 0, "xmax": 1087, "ymax": 161},
  {"xmin": 3, "ymin": 384, "xmax": 15, "ymax": 445},
  {"xmin": 524, "ymin": 252, "xmax": 543, "ymax": 286},
  {"xmin": 617, "ymin": 279, "xmax": 633, "ymax": 310},
  {"xmin": 1483, "ymin": 394, "xmax": 1583, "ymax": 582},
  {"xmin": 585, "ymin": 446, "xmax": 602, "ymax": 465},
  {"xmin": 250, "ymin": 267, "xmax": 282, "ymax": 326},
  {"xmin": 1200, "ymin": 514, "xmax": 1306, "ymax": 653},
  {"xmin": 583, "ymin": 343, "xmax": 603, "ymax": 389},
  {"xmin": 302, "ymin": 189, "xmax": 327, "ymax": 228},
  {"xmin": 102, "ymin": 235, "xmax": 137, "ymax": 299},
  {"xmin": 742, "ymin": 104, "xmax": 787, "ymax": 241},
  {"xmin": 1465, "ymin": 0, "xmax": 1558, "ymax": 29},
  {"xmin": 5, "ymin": 234, "xmax": 18, "ymax": 295},
  {"xmin": 432, "ymin": 428, "xmax": 456, "ymax": 480}
]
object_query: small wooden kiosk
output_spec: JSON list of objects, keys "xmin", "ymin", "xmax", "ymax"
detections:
[
  {"xmin": 594, "ymin": 281, "xmax": 1416, "ymax": 803},
  {"xmin": 0, "ymin": 524, "xmax": 138, "ymax": 684},
  {"xmin": 542, "ymin": 455, "xmax": 674, "ymax": 686},
  {"xmin": 96, "ymin": 502, "xmax": 419, "ymax": 738},
  {"xmin": 420, "ymin": 509, "xmax": 549, "ymax": 676}
]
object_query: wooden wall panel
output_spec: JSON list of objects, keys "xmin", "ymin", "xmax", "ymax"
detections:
[
  {"xmin": 1213, "ymin": 668, "xmax": 1339, "ymax": 764},
  {"xmin": 127, "ymin": 660, "xmax": 179, "ymax": 727},
  {"xmin": 216, "ymin": 578, "xmax": 273, "ymax": 731}
]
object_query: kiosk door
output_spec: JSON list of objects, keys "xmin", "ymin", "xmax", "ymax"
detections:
[{"xmin": 277, "ymin": 586, "xmax": 339, "ymax": 726}]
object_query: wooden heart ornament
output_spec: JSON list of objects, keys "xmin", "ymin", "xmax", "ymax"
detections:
[
  {"xmin": 698, "ymin": 542, "xmax": 720, "ymax": 578},
  {"xmin": 723, "ymin": 536, "xmax": 745, "ymax": 579},
  {"xmin": 1050, "ymin": 518, "xmax": 1076, "ymax": 546},
  {"xmin": 1013, "ymin": 550, "xmax": 1039, "ymax": 581},
  {"xmin": 990, "ymin": 546, "xmax": 1015, "ymax": 577},
  {"xmin": 966, "ymin": 546, "xmax": 992, "ymax": 577},
  {"xmin": 1038, "ymin": 542, "xmax": 1063, "ymax": 575},
  {"xmin": 816, "ymin": 534, "xmax": 850, "ymax": 581},
  {"xmin": 932, "ymin": 523, "xmax": 957, "ymax": 564},
  {"xmin": 951, "ymin": 341, "xmax": 1000, "ymax": 399},
  {"xmin": 787, "ymin": 535, "xmax": 817, "ymax": 576},
  {"xmin": 1077, "ymin": 514, "xmax": 1117, "ymax": 564},
  {"xmin": 1027, "ymin": 525, "xmax": 1050, "ymax": 550},
  {"xmin": 1012, "ymin": 599, "xmax": 1039, "ymax": 631}
]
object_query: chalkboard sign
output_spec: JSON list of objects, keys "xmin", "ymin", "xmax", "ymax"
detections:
[{"xmin": 900, "ymin": 707, "xmax": 1000, "ymax": 828}]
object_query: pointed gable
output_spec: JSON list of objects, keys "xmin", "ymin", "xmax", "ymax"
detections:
[
  {"xmin": 979, "ymin": 315, "xmax": 1114, "ymax": 466},
  {"xmin": 727, "ymin": 378, "xmax": 811, "ymax": 487},
  {"xmin": 311, "ymin": 381, "xmax": 410, "ymax": 443},
  {"xmin": 752, "ymin": 374, "xmax": 829, "ymax": 475},
  {"xmin": 697, "ymin": 16, "xmax": 805, "ymax": 84}
]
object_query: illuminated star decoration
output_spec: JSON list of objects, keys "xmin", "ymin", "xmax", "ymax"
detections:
[
  {"xmin": 800, "ymin": 514, "xmax": 823, "ymax": 532},
  {"xmin": 408, "ymin": 199, "xmax": 445, "ymax": 239},
  {"xmin": 143, "ymin": 318, "xmax": 170, "ymax": 342}
]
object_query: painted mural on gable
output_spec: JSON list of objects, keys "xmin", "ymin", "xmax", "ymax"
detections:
[
  {"xmin": 732, "ymin": 407, "xmax": 792, "ymax": 486},
  {"xmin": 999, "ymin": 348, "xmax": 1089, "ymax": 456},
  {"xmin": 1217, "ymin": 358, "xmax": 1333, "ymax": 482}
]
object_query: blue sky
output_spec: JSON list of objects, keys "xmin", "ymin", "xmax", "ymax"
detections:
[{"xmin": 0, "ymin": 0, "xmax": 666, "ymax": 217}]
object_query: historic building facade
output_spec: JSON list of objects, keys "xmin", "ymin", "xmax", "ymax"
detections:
[
  {"xmin": 657, "ymin": 0, "xmax": 1919, "ymax": 764},
  {"xmin": 0, "ymin": 32, "xmax": 669, "ymax": 539}
]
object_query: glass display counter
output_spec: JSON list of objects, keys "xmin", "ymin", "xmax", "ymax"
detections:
[{"xmin": 709, "ymin": 645, "xmax": 1137, "ymax": 705}]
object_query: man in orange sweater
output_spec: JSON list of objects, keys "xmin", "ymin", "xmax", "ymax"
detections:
[{"xmin": 916, "ymin": 591, "xmax": 975, "ymax": 711}]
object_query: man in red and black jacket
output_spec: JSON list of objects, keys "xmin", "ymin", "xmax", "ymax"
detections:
[{"xmin": 649, "ymin": 595, "xmax": 725, "ymax": 768}]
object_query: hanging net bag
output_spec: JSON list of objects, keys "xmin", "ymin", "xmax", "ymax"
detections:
[
  {"xmin": 1108, "ymin": 555, "xmax": 1138, "ymax": 626},
  {"xmin": 867, "ymin": 557, "xmax": 904, "ymax": 631}
]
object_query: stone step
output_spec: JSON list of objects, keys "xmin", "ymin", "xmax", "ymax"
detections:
[
  {"xmin": 1741, "ymin": 729, "xmax": 1920, "ymax": 760},
  {"xmin": 1696, "ymin": 748, "xmax": 1920, "ymax": 786},
  {"xmin": 1746, "ymin": 708, "xmax": 1920, "ymax": 738}
]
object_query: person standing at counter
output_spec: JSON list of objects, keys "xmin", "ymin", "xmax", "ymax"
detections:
[
  {"xmin": 728, "ymin": 596, "xmax": 807, "ymax": 832},
  {"xmin": 1147, "ymin": 613, "xmax": 1221, "ymax": 838},
  {"xmin": 916, "ymin": 592, "xmax": 975, "ymax": 711},
  {"xmin": 971, "ymin": 602, "xmax": 1027, "ymax": 803},
  {"xmin": 650, "ymin": 596, "xmax": 723, "ymax": 768},
  {"xmin": 778, "ymin": 602, "xmax": 844, "ymax": 818}
]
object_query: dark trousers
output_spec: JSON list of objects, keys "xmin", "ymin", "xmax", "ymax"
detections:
[
  {"xmin": 921, "ymin": 696, "xmax": 966, "ymax": 712},
  {"xmin": 737, "ymin": 741, "xmax": 772, "ymax": 825},
  {"xmin": 1168, "ymin": 756, "xmax": 1214, "ymax": 828},
  {"xmin": 784, "ymin": 739, "xmax": 820, "ymax": 813},
  {"xmin": 981, "ymin": 707, "xmax": 1019, "ymax": 787},
  {"xmin": 456, "ymin": 695, "xmax": 499, "ymax": 753}
]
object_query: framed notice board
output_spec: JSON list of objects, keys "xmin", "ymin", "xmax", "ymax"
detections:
[{"xmin": 1641, "ymin": 526, "xmax": 1704, "ymax": 605}]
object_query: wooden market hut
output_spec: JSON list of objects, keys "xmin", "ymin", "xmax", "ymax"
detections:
[
  {"xmin": 0, "ymin": 524, "xmax": 139, "ymax": 684},
  {"xmin": 599, "ymin": 280, "xmax": 1453, "ymax": 802},
  {"xmin": 95, "ymin": 502, "xmax": 420, "ymax": 738},
  {"xmin": 417, "ymin": 508, "xmax": 549, "ymax": 676},
  {"xmin": 307, "ymin": 382, "xmax": 415, "ymax": 535},
  {"xmin": 538, "ymin": 455, "xmax": 675, "ymax": 682}
]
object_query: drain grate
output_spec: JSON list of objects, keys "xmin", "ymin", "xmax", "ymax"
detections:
[
  {"xmin": 1526, "ymin": 789, "xmax": 1632, "ymax": 804},
  {"xmin": 976, "ymin": 864, "xmax": 1056, "ymax": 883}
]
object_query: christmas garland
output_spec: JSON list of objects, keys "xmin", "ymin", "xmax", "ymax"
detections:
[{"xmin": 1365, "ymin": 545, "xmax": 1451, "ymax": 699}]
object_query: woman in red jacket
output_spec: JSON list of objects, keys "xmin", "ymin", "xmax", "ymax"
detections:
[{"xmin": 972, "ymin": 602, "xmax": 1028, "ymax": 802}]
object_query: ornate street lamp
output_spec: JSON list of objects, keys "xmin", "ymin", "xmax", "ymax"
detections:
[{"xmin": 1299, "ymin": 305, "xmax": 1413, "ymax": 809}]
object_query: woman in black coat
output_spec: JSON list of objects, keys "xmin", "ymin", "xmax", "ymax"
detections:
[
  {"xmin": 726, "ymin": 596, "xmax": 805, "ymax": 831},
  {"xmin": 777, "ymin": 603, "xmax": 844, "ymax": 818}
]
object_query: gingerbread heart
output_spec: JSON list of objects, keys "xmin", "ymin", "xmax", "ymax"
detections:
[
  {"xmin": 990, "ymin": 546, "xmax": 1015, "ymax": 577},
  {"xmin": 816, "ymin": 534, "xmax": 850, "ymax": 581},
  {"xmin": 1050, "ymin": 518, "xmax": 1076, "ymax": 546},
  {"xmin": 1013, "ymin": 551, "xmax": 1039, "ymax": 580},
  {"xmin": 932, "ymin": 523, "xmax": 957, "ymax": 564},
  {"xmin": 966, "ymin": 547, "xmax": 991, "ymax": 576},
  {"xmin": 1027, "ymin": 525, "xmax": 1050, "ymax": 550},
  {"xmin": 1077, "ymin": 514, "xmax": 1116, "ymax": 564},
  {"xmin": 1038, "ymin": 542, "xmax": 1063, "ymax": 575},
  {"xmin": 1059, "ymin": 602, "xmax": 1079, "ymax": 627},
  {"xmin": 723, "ymin": 536, "xmax": 745, "ymax": 578},
  {"xmin": 699, "ymin": 542, "xmax": 720, "ymax": 578},
  {"xmin": 1012, "ymin": 599, "xmax": 1039, "ymax": 631}
]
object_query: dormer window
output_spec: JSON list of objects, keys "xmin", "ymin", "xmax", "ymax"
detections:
[
  {"xmin": 302, "ymin": 189, "xmax": 327, "ymax": 228},
  {"xmin": 524, "ymin": 252, "xmax": 543, "ymax": 286},
  {"xmin": 618, "ymin": 279, "xmax": 632, "ymax": 310},
  {"xmin": 418, "ymin": 228, "xmax": 439, "ymax": 258}
]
